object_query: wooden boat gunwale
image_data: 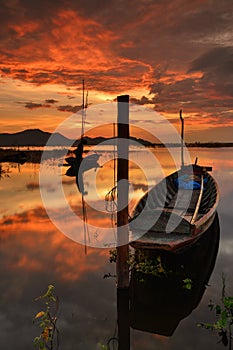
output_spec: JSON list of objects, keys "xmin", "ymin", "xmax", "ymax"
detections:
[
  {"xmin": 129, "ymin": 164, "xmax": 219, "ymax": 252},
  {"xmin": 130, "ymin": 111, "xmax": 219, "ymax": 251}
]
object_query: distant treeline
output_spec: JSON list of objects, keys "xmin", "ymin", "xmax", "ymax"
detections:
[
  {"xmin": 185, "ymin": 142, "xmax": 233, "ymax": 148},
  {"xmin": 0, "ymin": 129, "xmax": 232, "ymax": 148},
  {"xmin": 78, "ymin": 137, "xmax": 233, "ymax": 148}
]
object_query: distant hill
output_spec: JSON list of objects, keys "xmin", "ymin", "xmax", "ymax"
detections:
[
  {"xmin": 75, "ymin": 136, "xmax": 154, "ymax": 147},
  {"xmin": 0, "ymin": 129, "xmax": 233, "ymax": 147},
  {"xmin": 0, "ymin": 129, "xmax": 155, "ymax": 147},
  {"xmin": 0, "ymin": 129, "xmax": 74, "ymax": 146}
]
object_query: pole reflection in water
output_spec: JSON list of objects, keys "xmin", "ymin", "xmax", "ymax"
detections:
[
  {"xmin": 129, "ymin": 213, "xmax": 220, "ymax": 337},
  {"xmin": 117, "ymin": 288, "xmax": 130, "ymax": 350}
]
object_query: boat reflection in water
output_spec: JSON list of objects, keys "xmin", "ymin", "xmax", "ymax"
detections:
[
  {"xmin": 129, "ymin": 213, "xmax": 220, "ymax": 337},
  {"xmin": 65, "ymin": 140, "xmax": 100, "ymax": 195},
  {"xmin": 0, "ymin": 151, "xmax": 28, "ymax": 164}
]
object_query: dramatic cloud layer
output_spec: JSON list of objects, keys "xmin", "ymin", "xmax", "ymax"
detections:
[{"xmin": 0, "ymin": 0, "xmax": 233, "ymax": 140}]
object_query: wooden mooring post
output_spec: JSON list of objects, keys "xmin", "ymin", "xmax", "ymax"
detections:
[
  {"xmin": 116, "ymin": 94, "xmax": 129, "ymax": 289},
  {"xmin": 116, "ymin": 94, "xmax": 130, "ymax": 349},
  {"xmin": 117, "ymin": 288, "xmax": 130, "ymax": 350}
]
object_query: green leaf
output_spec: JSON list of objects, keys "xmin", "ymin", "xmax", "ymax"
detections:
[
  {"xmin": 220, "ymin": 309, "xmax": 227, "ymax": 326},
  {"xmin": 183, "ymin": 278, "xmax": 192, "ymax": 290},
  {"xmin": 215, "ymin": 305, "xmax": 221, "ymax": 315},
  {"xmin": 224, "ymin": 297, "xmax": 233, "ymax": 309}
]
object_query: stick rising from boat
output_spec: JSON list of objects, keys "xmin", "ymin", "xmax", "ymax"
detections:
[{"xmin": 130, "ymin": 112, "xmax": 219, "ymax": 252}]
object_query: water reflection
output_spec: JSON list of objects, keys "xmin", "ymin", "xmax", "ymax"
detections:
[
  {"xmin": 129, "ymin": 214, "xmax": 220, "ymax": 337},
  {"xmin": 0, "ymin": 152, "xmax": 27, "ymax": 180},
  {"xmin": 113, "ymin": 214, "xmax": 220, "ymax": 350},
  {"xmin": 0, "ymin": 147, "xmax": 232, "ymax": 349},
  {"xmin": 64, "ymin": 141, "xmax": 101, "ymax": 195},
  {"xmin": 0, "ymin": 151, "xmax": 28, "ymax": 164},
  {"xmin": 0, "ymin": 163, "xmax": 10, "ymax": 179},
  {"xmin": 0, "ymin": 205, "xmax": 116, "ymax": 349}
]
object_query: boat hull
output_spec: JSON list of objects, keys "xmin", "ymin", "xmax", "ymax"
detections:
[
  {"xmin": 130, "ymin": 211, "xmax": 217, "ymax": 252},
  {"xmin": 130, "ymin": 165, "xmax": 219, "ymax": 252}
]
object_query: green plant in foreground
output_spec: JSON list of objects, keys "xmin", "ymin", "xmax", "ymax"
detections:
[
  {"xmin": 33, "ymin": 285, "xmax": 60, "ymax": 350},
  {"xmin": 109, "ymin": 249, "xmax": 193, "ymax": 288},
  {"xmin": 98, "ymin": 337, "xmax": 118, "ymax": 350},
  {"xmin": 198, "ymin": 275, "xmax": 233, "ymax": 348},
  {"xmin": 109, "ymin": 249, "xmax": 166, "ymax": 281},
  {"xmin": 183, "ymin": 278, "xmax": 193, "ymax": 290}
]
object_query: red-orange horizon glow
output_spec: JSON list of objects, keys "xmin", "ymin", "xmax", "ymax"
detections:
[{"xmin": 0, "ymin": 1, "xmax": 232, "ymax": 141}]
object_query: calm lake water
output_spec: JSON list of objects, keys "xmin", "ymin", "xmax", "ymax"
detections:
[{"xmin": 0, "ymin": 147, "xmax": 233, "ymax": 349}]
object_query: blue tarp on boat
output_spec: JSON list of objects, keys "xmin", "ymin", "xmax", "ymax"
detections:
[{"xmin": 174, "ymin": 174, "xmax": 207, "ymax": 190}]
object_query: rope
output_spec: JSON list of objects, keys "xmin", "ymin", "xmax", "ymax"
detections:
[
  {"xmin": 107, "ymin": 337, "xmax": 118, "ymax": 350},
  {"xmin": 103, "ymin": 122, "xmax": 118, "ymax": 238},
  {"xmin": 105, "ymin": 186, "xmax": 117, "ymax": 213},
  {"xmin": 105, "ymin": 186, "xmax": 117, "ymax": 239},
  {"xmin": 107, "ymin": 320, "xmax": 118, "ymax": 350}
]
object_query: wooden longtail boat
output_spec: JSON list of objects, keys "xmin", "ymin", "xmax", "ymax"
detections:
[
  {"xmin": 130, "ymin": 110, "xmax": 219, "ymax": 252},
  {"xmin": 130, "ymin": 163, "xmax": 219, "ymax": 251}
]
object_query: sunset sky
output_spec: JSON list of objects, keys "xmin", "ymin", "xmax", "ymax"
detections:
[{"xmin": 0, "ymin": 0, "xmax": 233, "ymax": 141}]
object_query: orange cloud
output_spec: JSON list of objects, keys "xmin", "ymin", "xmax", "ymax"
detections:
[
  {"xmin": 0, "ymin": 9, "xmax": 150, "ymax": 94},
  {"xmin": 0, "ymin": 1, "xmax": 233, "ymax": 141},
  {"xmin": 10, "ymin": 21, "xmax": 40, "ymax": 37}
]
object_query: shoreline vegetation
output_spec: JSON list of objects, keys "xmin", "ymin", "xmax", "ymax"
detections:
[
  {"xmin": 0, "ymin": 141, "xmax": 232, "ymax": 165},
  {"xmin": 0, "ymin": 129, "xmax": 233, "ymax": 164},
  {"xmin": 0, "ymin": 129, "xmax": 233, "ymax": 149}
]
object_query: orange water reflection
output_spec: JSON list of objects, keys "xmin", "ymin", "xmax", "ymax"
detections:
[
  {"xmin": 0, "ymin": 147, "xmax": 233, "ymax": 349},
  {"xmin": 0, "ymin": 206, "xmax": 111, "ymax": 282}
]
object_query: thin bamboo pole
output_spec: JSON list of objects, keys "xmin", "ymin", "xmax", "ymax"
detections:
[{"xmin": 180, "ymin": 110, "xmax": 184, "ymax": 167}]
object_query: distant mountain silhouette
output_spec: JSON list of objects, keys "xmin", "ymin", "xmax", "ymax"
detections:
[
  {"xmin": 0, "ymin": 129, "xmax": 75, "ymax": 146},
  {"xmin": 0, "ymin": 129, "xmax": 232, "ymax": 147},
  {"xmin": 0, "ymin": 129, "xmax": 154, "ymax": 147},
  {"xmin": 74, "ymin": 136, "xmax": 154, "ymax": 147}
]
